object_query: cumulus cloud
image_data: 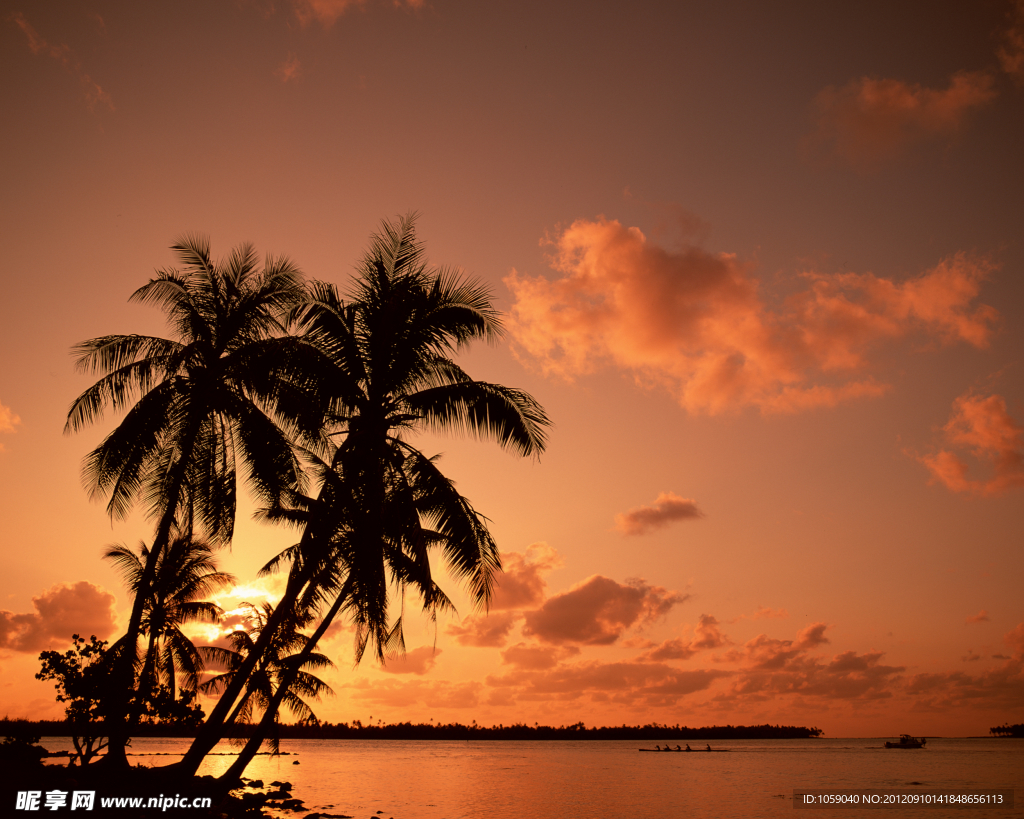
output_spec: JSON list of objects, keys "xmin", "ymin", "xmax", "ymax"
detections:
[
  {"xmin": 807, "ymin": 70, "xmax": 996, "ymax": 168},
  {"xmin": 506, "ymin": 219, "xmax": 997, "ymax": 415},
  {"xmin": 919, "ymin": 393, "xmax": 1024, "ymax": 495},
  {"xmin": 641, "ymin": 614, "xmax": 728, "ymax": 662},
  {"xmin": 0, "ymin": 582, "xmax": 118, "ymax": 652},
  {"xmin": 491, "ymin": 542, "xmax": 562, "ymax": 611},
  {"xmin": 381, "ymin": 646, "xmax": 441, "ymax": 675},
  {"xmin": 614, "ymin": 492, "xmax": 703, "ymax": 535},
  {"xmin": 11, "ymin": 13, "xmax": 114, "ymax": 112},
  {"xmin": 522, "ymin": 575, "xmax": 684, "ymax": 646},
  {"xmin": 276, "ymin": 54, "xmax": 302, "ymax": 82},
  {"xmin": 446, "ymin": 611, "xmax": 517, "ymax": 647},
  {"xmin": 289, "ymin": 0, "xmax": 423, "ymax": 27},
  {"xmin": 966, "ymin": 610, "xmax": 991, "ymax": 624}
]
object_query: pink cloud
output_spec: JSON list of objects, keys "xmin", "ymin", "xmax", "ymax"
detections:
[
  {"xmin": 1005, "ymin": 623, "xmax": 1024, "ymax": 657},
  {"xmin": 613, "ymin": 492, "xmax": 703, "ymax": 535},
  {"xmin": 807, "ymin": 70, "xmax": 996, "ymax": 168},
  {"xmin": 506, "ymin": 219, "xmax": 996, "ymax": 415},
  {"xmin": 920, "ymin": 393, "xmax": 1024, "ymax": 495},
  {"xmin": 966, "ymin": 610, "xmax": 991, "ymax": 624},
  {"xmin": 500, "ymin": 643, "xmax": 579, "ymax": 671},
  {"xmin": 998, "ymin": 0, "xmax": 1024, "ymax": 83},
  {"xmin": 641, "ymin": 614, "xmax": 727, "ymax": 662},
  {"xmin": 0, "ymin": 399, "xmax": 19, "ymax": 451},
  {"xmin": 276, "ymin": 54, "xmax": 302, "ymax": 83},
  {"xmin": 446, "ymin": 611, "xmax": 517, "ymax": 648},
  {"xmin": 486, "ymin": 661, "xmax": 728, "ymax": 707},
  {"xmin": 11, "ymin": 13, "xmax": 114, "ymax": 112},
  {"xmin": 290, "ymin": 0, "xmax": 423, "ymax": 27},
  {"xmin": 381, "ymin": 646, "xmax": 441, "ymax": 675},
  {"xmin": 0, "ymin": 582, "xmax": 118, "ymax": 652},
  {"xmin": 491, "ymin": 542, "xmax": 561, "ymax": 611},
  {"xmin": 522, "ymin": 575, "xmax": 685, "ymax": 646},
  {"xmin": 346, "ymin": 678, "xmax": 483, "ymax": 709}
]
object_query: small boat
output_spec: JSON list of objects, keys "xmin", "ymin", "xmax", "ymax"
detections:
[
  {"xmin": 639, "ymin": 747, "xmax": 730, "ymax": 752},
  {"xmin": 884, "ymin": 734, "xmax": 926, "ymax": 749}
]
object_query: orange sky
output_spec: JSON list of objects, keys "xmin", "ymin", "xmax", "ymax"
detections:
[{"xmin": 1, "ymin": 0, "xmax": 1022, "ymax": 737}]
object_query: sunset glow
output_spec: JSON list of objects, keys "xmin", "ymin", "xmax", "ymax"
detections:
[{"xmin": 1, "ymin": 0, "xmax": 1022, "ymax": 739}]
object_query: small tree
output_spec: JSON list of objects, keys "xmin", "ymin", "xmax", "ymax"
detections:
[
  {"xmin": 37, "ymin": 635, "xmax": 114, "ymax": 766},
  {"xmin": 37, "ymin": 634, "xmax": 205, "ymax": 766}
]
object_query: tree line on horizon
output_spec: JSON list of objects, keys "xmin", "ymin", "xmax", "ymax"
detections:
[
  {"xmin": 44, "ymin": 214, "xmax": 552, "ymax": 783},
  {"xmin": 0, "ymin": 716, "xmax": 824, "ymax": 741}
]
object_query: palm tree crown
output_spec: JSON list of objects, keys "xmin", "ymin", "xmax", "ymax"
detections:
[
  {"xmin": 104, "ymin": 532, "xmax": 236, "ymax": 704},
  {"xmin": 66, "ymin": 236, "xmax": 313, "ymax": 763}
]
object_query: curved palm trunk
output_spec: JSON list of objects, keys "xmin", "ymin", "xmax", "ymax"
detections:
[
  {"xmin": 177, "ymin": 548, "xmax": 316, "ymax": 774},
  {"xmin": 105, "ymin": 447, "xmax": 200, "ymax": 767},
  {"xmin": 221, "ymin": 579, "xmax": 350, "ymax": 782}
]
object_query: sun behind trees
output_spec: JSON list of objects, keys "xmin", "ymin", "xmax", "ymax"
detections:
[{"xmin": 63, "ymin": 214, "xmax": 551, "ymax": 780}]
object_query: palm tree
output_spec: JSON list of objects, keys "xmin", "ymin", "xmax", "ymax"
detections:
[
  {"xmin": 200, "ymin": 602, "xmax": 333, "ymax": 732},
  {"xmin": 103, "ymin": 531, "xmax": 236, "ymax": 711},
  {"xmin": 181, "ymin": 214, "xmax": 550, "ymax": 777},
  {"xmin": 66, "ymin": 236, "xmax": 313, "ymax": 765}
]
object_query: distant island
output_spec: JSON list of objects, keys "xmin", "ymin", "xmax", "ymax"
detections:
[
  {"xmin": 2, "ymin": 717, "xmax": 821, "ymax": 741},
  {"xmin": 990, "ymin": 723, "xmax": 1024, "ymax": 738}
]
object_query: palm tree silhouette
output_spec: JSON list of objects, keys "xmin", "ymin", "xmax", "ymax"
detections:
[
  {"xmin": 200, "ymin": 602, "xmax": 333, "ymax": 735},
  {"xmin": 103, "ymin": 531, "xmax": 235, "ymax": 713},
  {"xmin": 66, "ymin": 236, "xmax": 311, "ymax": 765},
  {"xmin": 182, "ymin": 215, "xmax": 550, "ymax": 776}
]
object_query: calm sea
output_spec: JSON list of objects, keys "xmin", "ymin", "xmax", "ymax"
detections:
[{"xmin": 39, "ymin": 737, "xmax": 1023, "ymax": 818}]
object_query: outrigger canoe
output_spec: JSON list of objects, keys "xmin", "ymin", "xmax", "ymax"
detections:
[{"xmin": 639, "ymin": 748, "xmax": 730, "ymax": 752}]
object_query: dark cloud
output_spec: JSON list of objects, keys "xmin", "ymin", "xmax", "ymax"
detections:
[
  {"xmin": 522, "ymin": 575, "xmax": 685, "ymax": 646},
  {"xmin": 641, "ymin": 614, "xmax": 727, "ymax": 662},
  {"xmin": 614, "ymin": 492, "xmax": 704, "ymax": 535},
  {"xmin": 807, "ymin": 71, "xmax": 995, "ymax": 169}
]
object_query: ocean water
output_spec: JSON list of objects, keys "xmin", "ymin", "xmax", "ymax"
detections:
[{"xmin": 39, "ymin": 737, "xmax": 1023, "ymax": 818}]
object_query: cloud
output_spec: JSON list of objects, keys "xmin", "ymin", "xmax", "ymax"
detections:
[
  {"xmin": 919, "ymin": 393, "xmax": 1024, "ymax": 495},
  {"xmin": 486, "ymin": 660, "xmax": 729, "ymax": 707},
  {"xmin": 0, "ymin": 582, "xmax": 118, "ymax": 652},
  {"xmin": 966, "ymin": 610, "xmax": 991, "ymax": 624},
  {"xmin": 807, "ymin": 70, "xmax": 996, "ymax": 168},
  {"xmin": 730, "ymin": 605, "xmax": 789, "ymax": 622},
  {"xmin": 998, "ymin": 0, "xmax": 1024, "ymax": 83},
  {"xmin": 491, "ymin": 542, "xmax": 562, "ymax": 611},
  {"xmin": 506, "ymin": 219, "xmax": 997, "ymax": 415},
  {"xmin": 522, "ymin": 575, "xmax": 685, "ymax": 646},
  {"xmin": 0, "ymin": 400, "xmax": 20, "ymax": 451},
  {"xmin": 380, "ymin": 646, "xmax": 441, "ymax": 675},
  {"xmin": 1005, "ymin": 623, "xmax": 1024, "ymax": 657},
  {"xmin": 500, "ymin": 643, "xmax": 580, "ymax": 671},
  {"xmin": 11, "ymin": 13, "xmax": 114, "ymax": 112},
  {"xmin": 614, "ymin": 492, "xmax": 704, "ymax": 535},
  {"xmin": 641, "ymin": 614, "xmax": 728, "ymax": 662},
  {"xmin": 289, "ymin": 0, "xmax": 423, "ymax": 27},
  {"xmin": 275, "ymin": 54, "xmax": 302, "ymax": 82},
  {"xmin": 446, "ymin": 611, "xmax": 517, "ymax": 647},
  {"xmin": 346, "ymin": 678, "xmax": 483, "ymax": 709}
]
